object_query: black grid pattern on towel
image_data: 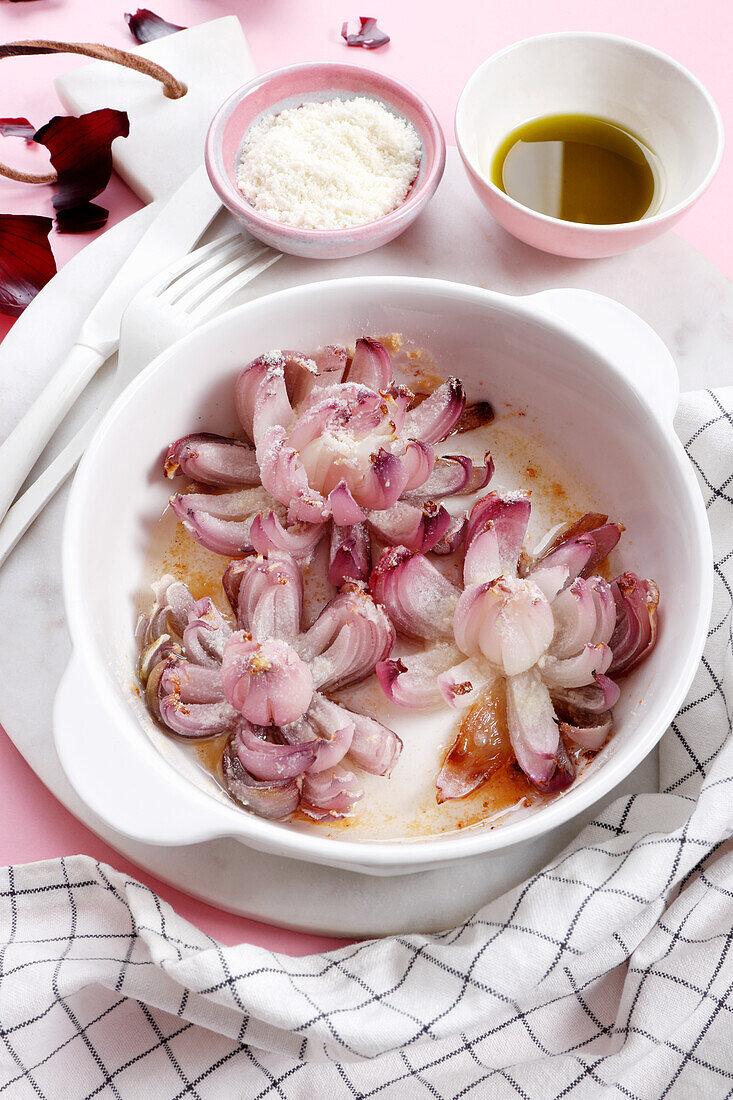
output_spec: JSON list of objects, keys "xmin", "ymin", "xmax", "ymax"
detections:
[{"xmin": 1, "ymin": 389, "xmax": 732, "ymax": 1099}]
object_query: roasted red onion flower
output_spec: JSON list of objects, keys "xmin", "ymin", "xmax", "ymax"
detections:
[
  {"xmin": 165, "ymin": 338, "xmax": 482, "ymax": 581},
  {"xmin": 139, "ymin": 550, "xmax": 400, "ymax": 821},
  {"xmin": 373, "ymin": 490, "xmax": 659, "ymax": 799}
]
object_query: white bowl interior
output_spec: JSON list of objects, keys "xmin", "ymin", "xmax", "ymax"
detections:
[
  {"xmin": 457, "ymin": 34, "xmax": 722, "ymax": 216},
  {"xmin": 63, "ymin": 279, "xmax": 708, "ymax": 870}
]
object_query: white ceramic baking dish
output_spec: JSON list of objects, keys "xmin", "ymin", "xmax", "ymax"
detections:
[{"xmin": 55, "ymin": 277, "xmax": 712, "ymax": 876}]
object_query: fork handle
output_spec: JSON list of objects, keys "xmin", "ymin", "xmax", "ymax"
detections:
[{"xmin": 0, "ymin": 342, "xmax": 105, "ymax": 524}]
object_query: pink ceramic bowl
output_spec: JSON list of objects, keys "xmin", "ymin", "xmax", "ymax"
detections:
[
  {"xmin": 205, "ymin": 62, "xmax": 446, "ymax": 260},
  {"xmin": 455, "ymin": 33, "xmax": 724, "ymax": 259}
]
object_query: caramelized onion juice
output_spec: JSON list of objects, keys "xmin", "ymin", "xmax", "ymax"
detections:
[{"xmin": 141, "ymin": 339, "xmax": 605, "ymax": 842}]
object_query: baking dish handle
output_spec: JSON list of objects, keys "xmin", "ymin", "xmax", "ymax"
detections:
[
  {"xmin": 53, "ymin": 654, "xmax": 236, "ymax": 847},
  {"xmin": 526, "ymin": 288, "xmax": 679, "ymax": 425}
]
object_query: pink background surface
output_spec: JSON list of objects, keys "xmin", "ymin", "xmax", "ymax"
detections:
[{"xmin": 0, "ymin": 0, "xmax": 730, "ymax": 952}]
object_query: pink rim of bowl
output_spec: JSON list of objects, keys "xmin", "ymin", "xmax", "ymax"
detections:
[
  {"xmin": 205, "ymin": 62, "xmax": 447, "ymax": 260},
  {"xmin": 455, "ymin": 32, "xmax": 725, "ymax": 259}
]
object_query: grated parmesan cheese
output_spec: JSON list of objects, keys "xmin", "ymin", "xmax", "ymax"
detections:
[{"xmin": 237, "ymin": 96, "xmax": 422, "ymax": 230}]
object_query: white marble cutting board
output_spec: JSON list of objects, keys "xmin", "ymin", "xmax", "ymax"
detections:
[{"xmin": 1, "ymin": 150, "xmax": 731, "ymax": 937}]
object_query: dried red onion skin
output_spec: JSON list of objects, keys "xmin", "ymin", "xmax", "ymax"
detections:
[
  {"xmin": 0, "ymin": 117, "xmax": 35, "ymax": 140},
  {"xmin": 0, "ymin": 214, "xmax": 56, "ymax": 317},
  {"xmin": 164, "ymin": 433, "xmax": 259, "ymax": 487},
  {"xmin": 125, "ymin": 7, "xmax": 186, "ymax": 43},
  {"xmin": 340, "ymin": 16, "xmax": 390, "ymax": 49},
  {"xmin": 222, "ymin": 737, "xmax": 301, "ymax": 820},
  {"xmin": 34, "ymin": 110, "xmax": 130, "ymax": 233},
  {"xmin": 221, "ymin": 634, "xmax": 314, "ymax": 727},
  {"xmin": 328, "ymin": 522, "xmax": 371, "ymax": 587}
]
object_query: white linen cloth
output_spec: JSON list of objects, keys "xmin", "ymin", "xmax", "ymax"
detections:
[{"xmin": 1, "ymin": 388, "xmax": 732, "ymax": 1099}]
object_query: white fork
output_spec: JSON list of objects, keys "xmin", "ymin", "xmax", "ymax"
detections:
[{"xmin": 0, "ymin": 231, "xmax": 279, "ymax": 567}]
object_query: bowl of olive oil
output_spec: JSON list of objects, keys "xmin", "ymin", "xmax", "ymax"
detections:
[{"xmin": 456, "ymin": 33, "xmax": 723, "ymax": 258}]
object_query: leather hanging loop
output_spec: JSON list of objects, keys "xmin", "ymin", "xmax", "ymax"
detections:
[{"xmin": 0, "ymin": 39, "xmax": 187, "ymax": 184}]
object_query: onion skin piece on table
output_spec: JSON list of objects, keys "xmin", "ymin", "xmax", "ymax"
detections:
[
  {"xmin": 437, "ymin": 680, "xmax": 514, "ymax": 802},
  {"xmin": 164, "ymin": 433, "xmax": 259, "ymax": 487},
  {"xmin": 608, "ymin": 572, "xmax": 660, "ymax": 676}
]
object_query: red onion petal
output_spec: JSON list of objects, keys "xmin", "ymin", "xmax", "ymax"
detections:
[
  {"xmin": 357, "ymin": 448, "xmax": 410, "ymax": 512},
  {"xmin": 541, "ymin": 642, "xmax": 613, "ymax": 689},
  {"xmin": 0, "ymin": 214, "xmax": 56, "ymax": 317},
  {"xmin": 437, "ymin": 657, "xmax": 490, "ymax": 710},
  {"xmin": 403, "ymin": 454, "xmax": 472, "ymax": 501},
  {"xmin": 301, "ymin": 765, "xmax": 363, "ymax": 820},
  {"xmin": 370, "ymin": 546, "xmax": 460, "ymax": 641},
  {"xmin": 222, "ymin": 738, "xmax": 301, "ymax": 819},
  {"xmin": 328, "ymin": 522, "xmax": 371, "ymax": 587},
  {"xmin": 402, "ymin": 440, "xmax": 435, "ymax": 491},
  {"xmin": 160, "ymin": 661, "xmax": 226, "ymax": 704},
  {"xmin": 376, "ymin": 657, "xmax": 445, "ymax": 708},
  {"xmin": 303, "ymin": 694, "xmax": 355, "ymax": 772},
  {"xmin": 182, "ymin": 597, "xmax": 232, "ymax": 667},
  {"xmin": 158, "ymin": 693, "xmax": 239, "ymax": 738},
  {"xmin": 252, "ymin": 363, "xmax": 295, "ymax": 450},
  {"xmin": 465, "ymin": 491, "xmax": 531, "ymax": 567},
  {"xmin": 454, "ymin": 577, "xmax": 554, "ymax": 676},
  {"xmin": 551, "ymin": 673, "xmax": 621, "ymax": 717},
  {"xmin": 348, "ymin": 711, "xmax": 402, "ymax": 775},
  {"xmin": 505, "ymin": 670, "xmax": 558, "ymax": 786},
  {"xmin": 145, "ymin": 575, "xmax": 196, "ymax": 642},
  {"xmin": 307, "ymin": 586, "xmax": 394, "ymax": 691},
  {"xmin": 164, "ymin": 433, "xmax": 259, "ymax": 487},
  {"xmin": 549, "ymin": 578, "xmax": 598, "ymax": 659},
  {"xmin": 169, "ymin": 495, "xmax": 255, "ymax": 558},
  {"xmin": 589, "ymin": 576, "xmax": 616, "ymax": 645},
  {"xmin": 404, "ymin": 378, "xmax": 466, "ymax": 444},
  {"xmin": 250, "ymin": 510, "xmax": 324, "ymax": 559},
  {"xmin": 533, "ymin": 736, "xmax": 576, "ymax": 793},
  {"xmin": 368, "ymin": 499, "xmax": 450, "ymax": 554},
  {"xmin": 235, "ymin": 354, "xmax": 283, "ymax": 439},
  {"xmin": 328, "ymin": 481, "xmax": 367, "ymax": 526},
  {"xmin": 346, "ymin": 337, "xmax": 392, "ymax": 390},
  {"xmin": 432, "ymin": 515, "xmax": 468, "ymax": 556},
  {"xmin": 608, "ymin": 572, "xmax": 660, "ymax": 676},
  {"xmin": 34, "ymin": 110, "xmax": 130, "ymax": 233},
  {"xmin": 559, "ymin": 713, "xmax": 613, "ymax": 751}
]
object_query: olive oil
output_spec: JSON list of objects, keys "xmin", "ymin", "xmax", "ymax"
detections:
[{"xmin": 491, "ymin": 114, "xmax": 661, "ymax": 225}]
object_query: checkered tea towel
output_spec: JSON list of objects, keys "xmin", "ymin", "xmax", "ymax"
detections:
[{"xmin": 2, "ymin": 388, "xmax": 732, "ymax": 1100}]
